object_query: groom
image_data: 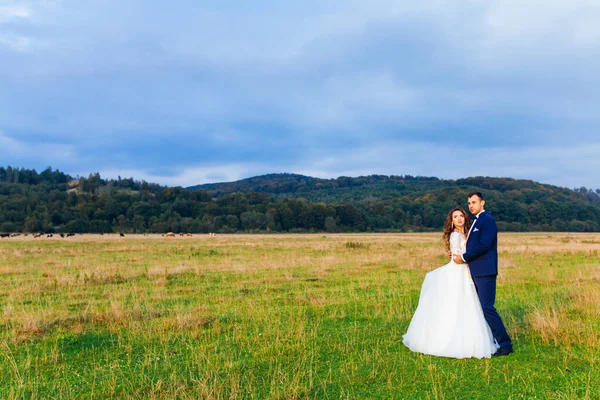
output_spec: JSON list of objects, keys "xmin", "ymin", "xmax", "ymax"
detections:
[{"xmin": 453, "ymin": 192, "xmax": 513, "ymax": 356}]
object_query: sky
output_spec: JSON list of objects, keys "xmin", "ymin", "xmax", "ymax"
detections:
[{"xmin": 1, "ymin": 0, "xmax": 600, "ymax": 189}]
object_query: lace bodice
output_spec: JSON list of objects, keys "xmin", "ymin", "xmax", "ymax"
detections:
[{"xmin": 450, "ymin": 232, "xmax": 467, "ymax": 255}]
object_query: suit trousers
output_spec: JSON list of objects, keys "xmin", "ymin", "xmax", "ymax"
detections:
[{"xmin": 472, "ymin": 275, "xmax": 512, "ymax": 349}]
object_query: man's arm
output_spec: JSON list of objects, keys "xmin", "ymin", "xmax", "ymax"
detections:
[{"xmin": 462, "ymin": 217, "xmax": 497, "ymax": 263}]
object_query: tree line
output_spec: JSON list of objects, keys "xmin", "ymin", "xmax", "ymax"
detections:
[{"xmin": 1, "ymin": 166, "xmax": 600, "ymax": 234}]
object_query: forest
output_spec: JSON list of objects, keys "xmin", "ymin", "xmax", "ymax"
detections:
[{"xmin": 1, "ymin": 166, "xmax": 600, "ymax": 234}]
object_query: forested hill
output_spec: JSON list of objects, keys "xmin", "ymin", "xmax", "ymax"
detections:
[
  {"xmin": 187, "ymin": 173, "xmax": 580, "ymax": 203},
  {"xmin": 187, "ymin": 173, "xmax": 319, "ymax": 195},
  {"xmin": 186, "ymin": 173, "xmax": 600, "ymax": 232},
  {"xmin": 1, "ymin": 166, "xmax": 600, "ymax": 234}
]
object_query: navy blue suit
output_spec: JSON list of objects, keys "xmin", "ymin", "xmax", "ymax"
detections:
[{"xmin": 463, "ymin": 211, "xmax": 512, "ymax": 349}]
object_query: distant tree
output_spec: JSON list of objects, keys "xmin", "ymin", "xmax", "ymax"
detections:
[
  {"xmin": 335, "ymin": 204, "xmax": 366, "ymax": 230},
  {"xmin": 198, "ymin": 215, "xmax": 215, "ymax": 233},
  {"xmin": 324, "ymin": 216, "xmax": 337, "ymax": 233},
  {"xmin": 277, "ymin": 203, "xmax": 296, "ymax": 231},
  {"xmin": 1, "ymin": 222, "xmax": 17, "ymax": 232},
  {"xmin": 62, "ymin": 218, "xmax": 89, "ymax": 233},
  {"xmin": 568, "ymin": 220, "xmax": 586, "ymax": 232},
  {"xmin": 90, "ymin": 220, "xmax": 112, "ymax": 233},
  {"xmin": 240, "ymin": 211, "xmax": 266, "ymax": 231},
  {"xmin": 23, "ymin": 216, "xmax": 42, "ymax": 232},
  {"xmin": 132, "ymin": 215, "xmax": 146, "ymax": 233},
  {"xmin": 226, "ymin": 215, "xmax": 239, "ymax": 231}
]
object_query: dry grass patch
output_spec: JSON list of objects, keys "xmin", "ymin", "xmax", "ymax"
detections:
[{"xmin": 527, "ymin": 306, "xmax": 564, "ymax": 345}]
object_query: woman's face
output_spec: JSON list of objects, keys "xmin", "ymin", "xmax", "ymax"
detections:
[{"xmin": 452, "ymin": 210, "xmax": 465, "ymax": 228}]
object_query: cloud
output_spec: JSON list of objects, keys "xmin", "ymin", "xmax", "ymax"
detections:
[
  {"xmin": 98, "ymin": 163, "xmax": 270, "ymax": 187},
  {"xmin": 0, "ymin": 130, "xmax": 77, "ymax": 165},
  {"xmin": 0, "ymin": 2, "xmax": 32, "ymax": 51},
  {"xmin": 0, "ymin": 33, "xmax": 31, "ymax": 51},
  {"xmin": 91, "ymin": 140, "xmax": 600, "ymax": 190},
  {"xmin": 293, "ymin": 140, "xmax": 600, "ymax": 190},
  {"xmin": 0, "ymin": 4, "xmax": 30, "ymax": 23},
  {"xmin": 1, "ymin": 1, "xmax": 599, "ymax": 188}
]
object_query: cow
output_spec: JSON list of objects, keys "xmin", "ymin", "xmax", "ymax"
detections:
[
  {"xmin": 120, "ymin": 233, "xmax": 125, "ymax": 237},
  {"xmin": 67, "ymin": 233, "xmax": 75, "ymax": 237},
  {"xmin": 166, "ymin": 232, "xmax": 176, "ymax": 237},
  {"xmin": 0, "ymin": 233, "xmax": 10, "ymax": 238}
]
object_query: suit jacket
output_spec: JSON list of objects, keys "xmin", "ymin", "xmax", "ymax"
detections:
[{"xmin": 463, "ymin": 211, "xmax": 498, "ymax": 277}]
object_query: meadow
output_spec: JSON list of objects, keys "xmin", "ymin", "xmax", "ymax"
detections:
[{"xmin": 1, "ymin": 233, "xmax": 599, "ymax": 399}]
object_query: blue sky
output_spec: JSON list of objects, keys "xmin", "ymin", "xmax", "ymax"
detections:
[{"xmin": 1, "ymin": 0, "xmax": 599, "ymax": 188}]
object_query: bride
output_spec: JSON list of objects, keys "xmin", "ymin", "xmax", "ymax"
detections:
[{"xmin": 402, "ymin": 207, "xmax": 499, "ymax": 359}]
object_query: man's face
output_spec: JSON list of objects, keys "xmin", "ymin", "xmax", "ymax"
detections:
[{"xmin": 468, "ymin": 195, "xmax": 485, "ymax": 215}]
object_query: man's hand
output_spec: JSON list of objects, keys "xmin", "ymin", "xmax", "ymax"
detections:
[{"xmin": 452, "ymin": 254, "xmax": 464, "ymax": 264}]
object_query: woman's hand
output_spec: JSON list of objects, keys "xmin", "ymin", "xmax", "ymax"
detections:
[{"xmin": 452, "ymin": 254, "xmax": 464, "ymax": 264}]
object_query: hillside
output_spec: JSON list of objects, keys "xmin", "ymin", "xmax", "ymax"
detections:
[
  {"xmin": 186, "ymin": 173, "xmax": 600, "ymax": 232},
  {"xmin": 1, "ymin": 166, "xmax": 600, "ymax": 233},
  {"xmin": 188, "ymin": 173, "xmax": 574, "ymax": 202},
  {"xmin": 187, "ymin": 173, "xmax": 320, "ymax": 195}
]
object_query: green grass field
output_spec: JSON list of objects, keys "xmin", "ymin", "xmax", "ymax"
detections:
[{"xmin": 1, "ymin": 233, "xmax": 599, "ymax": 399}]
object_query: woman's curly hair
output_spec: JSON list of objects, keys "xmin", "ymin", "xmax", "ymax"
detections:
[{"xmin": 443, "ymin": 207, "xmax": 471, "ymax": 255}]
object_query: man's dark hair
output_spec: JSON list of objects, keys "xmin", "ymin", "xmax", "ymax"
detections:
[{"xmin": 468, "ymin": 192, "xmax": 484, "ymax": 200}]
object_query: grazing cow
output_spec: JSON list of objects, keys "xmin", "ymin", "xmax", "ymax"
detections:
[
  {"xmin": 60, "ymin": 233, "xmax": 65, "ymax": 238},
  {"xmin": 67, "ymin": 233, "xmax": 75, "ymax": 237},
  {"xmin": 187, "ymin": 233, "xmax": 193, "ymax": 237},
  {"xmin": 33, "ymin": 233, "xmax": 41, "ymax": 238},
  {"xmin": 47, "ymin": 234, "xmax": 53, "ymax": 238},
  {"xmin": 166, "ymin": 232, "xmax": 176, "ymax": 237},
  {"xmin": 24, "ymin": 233, "xmax": 28, "ymax": 237},
  {"xmin": 180, "ymin": 232, "xmax": 184, "ymax": 237},
  {"xmin": 0, "ymin": 233, "xmax": 10, "ymax": 238},
  {"xmin": 120, "ymin": 233, "xmax": 125, "ymax": 237}
]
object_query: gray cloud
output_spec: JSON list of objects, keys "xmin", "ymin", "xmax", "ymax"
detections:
[{"xmin": 1, "ymin": 0, "xmax": 599, "ymax": 188}]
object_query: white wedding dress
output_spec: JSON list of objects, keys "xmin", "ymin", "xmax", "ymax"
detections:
[{"xmin": 402, "ymin": 232, "xmax": 499, "ymax": 358}]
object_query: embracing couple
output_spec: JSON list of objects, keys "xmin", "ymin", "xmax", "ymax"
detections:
[{"xmin": 403, "ymin": 192, "xmax": 513, "ymax": 358}]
